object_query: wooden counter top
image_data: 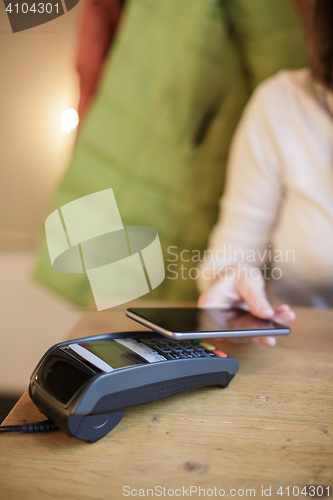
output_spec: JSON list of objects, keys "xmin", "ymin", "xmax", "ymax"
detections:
[{"xmin": 0, "ymin": 305, "xmax": 332, "ymax": 499}]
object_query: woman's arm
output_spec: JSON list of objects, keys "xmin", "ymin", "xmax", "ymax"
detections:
[
  {"xmin": 76, "ymin": 0, "xmax": 124, "ymax": 122},
  {"xmin": 198, "ymin": 77, "xmax": 296, "ymax": 339}
]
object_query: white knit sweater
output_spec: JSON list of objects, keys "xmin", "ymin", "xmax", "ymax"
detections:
[{"xmin": 198, "ymin": 69, "xmax": 333, "ymax": 307}]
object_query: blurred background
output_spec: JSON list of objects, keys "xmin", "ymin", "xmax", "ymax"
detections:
[
  {"xmin": 0, "ymin": 0, "xmax": 307, "ymax": 422},
  {"xmin": 0, "ymin": 2, "xmax": 84, "ymax": 419}
]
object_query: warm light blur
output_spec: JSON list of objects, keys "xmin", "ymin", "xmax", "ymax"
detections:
[{"xmin": 60, "ymin": 108, "xmax": 79, "ymax": 133}]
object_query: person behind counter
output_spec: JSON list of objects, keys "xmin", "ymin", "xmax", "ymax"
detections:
[{"xmin": 197, "ymin": 0, "xmax": 333, "ymax": 345}]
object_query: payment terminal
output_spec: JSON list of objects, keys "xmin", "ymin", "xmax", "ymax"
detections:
[{"xmin": 29, "ymin": 331, "xmax": 239, "ymax": 442}]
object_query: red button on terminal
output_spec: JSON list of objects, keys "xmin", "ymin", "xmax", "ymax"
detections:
[{"xmin": 212, "ymin": 349, "xmax": 227, "ymax": 358}]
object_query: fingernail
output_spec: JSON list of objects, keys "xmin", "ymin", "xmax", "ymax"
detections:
[
  {"xmin": 280, "ymin": 304, "xmax": 290, "ymax": 310},
  {"xmin": 258, "ymin": 306, "xmax": 274, "ymax": 317}
]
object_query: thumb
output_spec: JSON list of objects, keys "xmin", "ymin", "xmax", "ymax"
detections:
[{"xmin": 236, "ymin": 269, "xmax": 274, "ymax": 319}]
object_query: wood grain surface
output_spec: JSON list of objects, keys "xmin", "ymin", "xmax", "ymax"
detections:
[{"xmin": 0, "ymin": 304, "xmax": 332, "ymax": 500}]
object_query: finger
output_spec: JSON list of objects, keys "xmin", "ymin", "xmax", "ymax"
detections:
[
  {"xmin": 273, "ymin": 305, "xmax": 296, "ymax": 325},
  {"xmin": 236, "ymin": 271, "xmax": 274, "ymax": 319},
  {"xmin": 198, "ymin": 277, "xmax": 241, "ymax": 309},
  {"xmin": 262, "ymin": 336, "xmax": 276, "ymax": 346},
  {"xmin": 274, "ymin": 304, "xmax": 296, "ymax": 316},
  {"xmin": 275, "ymin": 304, "xmax": 291, "ymax": 312}
]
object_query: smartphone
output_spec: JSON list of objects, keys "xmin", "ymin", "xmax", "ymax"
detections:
[{"xmin": 126, "ymin": 307, "xmax": 290, "ymax": 340}]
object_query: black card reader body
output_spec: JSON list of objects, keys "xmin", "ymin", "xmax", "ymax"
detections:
[{"xmin": 29, "ymin": 331, "xmax": 239, "ymax": 442}]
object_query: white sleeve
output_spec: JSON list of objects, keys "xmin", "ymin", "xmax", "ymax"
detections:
[{"xmin": 198, "ymin": 82, "xmax": 283, "ymax": 292}]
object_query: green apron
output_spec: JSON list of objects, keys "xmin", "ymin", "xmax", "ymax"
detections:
[{"xmin": 34, "ymin": 0, "xmax": 306, "ymax": 306}]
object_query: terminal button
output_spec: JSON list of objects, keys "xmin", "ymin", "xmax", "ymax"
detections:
[
  {"xmin": 213, "ymin": 350, "xmax": 227, "ymax": 358},
  {"xmin": 199, "ymin": 342, "xmax": 216, "ymax": 351}
]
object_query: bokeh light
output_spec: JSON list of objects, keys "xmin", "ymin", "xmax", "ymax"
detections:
[{"xmin": 60, "ymin": 108, "xmax": 79, "ymax": 133}]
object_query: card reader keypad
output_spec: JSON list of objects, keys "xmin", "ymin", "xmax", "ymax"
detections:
[{"xmin": 138, "ymin": 337, "xmax": 227, "ymax": 361}]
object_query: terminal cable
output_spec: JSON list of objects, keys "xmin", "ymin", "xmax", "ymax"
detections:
[{"xmin": 0, "ymin": 419, "xmax": 58, "ymax": 434}]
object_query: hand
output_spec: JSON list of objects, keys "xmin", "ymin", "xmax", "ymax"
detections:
[{"xmin": 197, "ymin": 263, "xmax": 296, "ymax": 346}]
